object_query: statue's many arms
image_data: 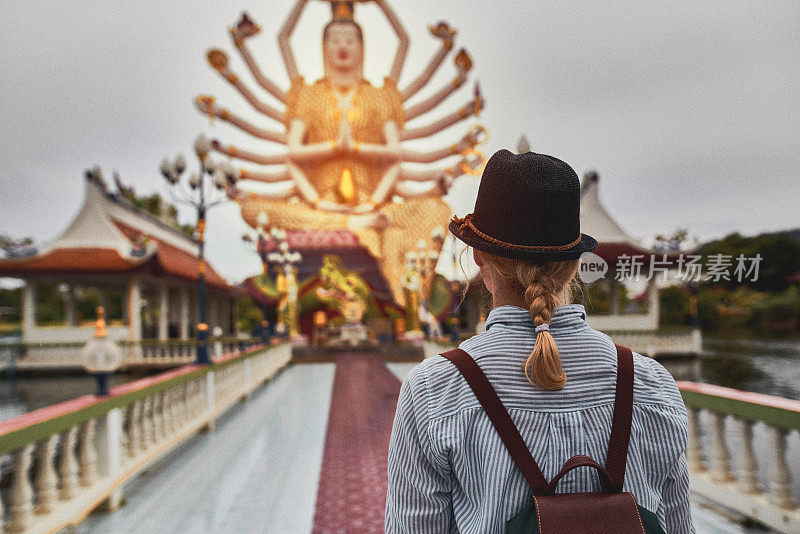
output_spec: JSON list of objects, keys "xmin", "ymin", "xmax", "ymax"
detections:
[{"xmin": 197, "ymin": 0, "xmax": 486, "ymax": 306}]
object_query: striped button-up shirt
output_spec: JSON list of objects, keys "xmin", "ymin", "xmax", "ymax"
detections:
[{"xmin": 386, "ymin": 304, "xmax": 693, "ymax": 533}]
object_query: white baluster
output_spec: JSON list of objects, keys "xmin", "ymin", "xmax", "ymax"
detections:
[
  {"xmin": 34, "ymin": 435, "xmax": 59, "ymax": 515},
  {"xmin": 768, "ymin": 425, "xmax": 798, "ymax": 510},
  {"xmin": 179, "ymin": 382, "xmax": 190, "ymax": 422},
  {"xmin": 78, "ymin": 419, "xmax": 97, "ymax": 486},
  {"xmin": 140, "ymin": 397, "xmax": 153, "ymax": 448},
  {"xmin": 58, "ymin": 427, "xmax": 79, "ymax": 500},
  {"xmin": 170, "ymin": 388, "xmax": 180, "ymax": 430},
  {"xmin": 160, "ymin": 391, "xmax": 170, "ymax": 438},
  {"xmin": 127, "ymin": 401, "xmax": 141, "ymax": 458},
  {"xmin": 118, "ymin": 407, "xmax": 129, "ymax": 464},
  {"xmin": 7, "ymin": 444, "xmax": 35, "ymax": 533},
  {"xmin": 735, "ymin": 417, "xmax": 762, "ymax": 494},
  {"xmin": 709, "ymin": 412, "xmax": 735, "ymax": 482},
  {"xmin": 151, "ymin": 393, "xmax": 164, "ymax": 443},
  {"xmin": 686, "ymin": 406, "xmax": 707, "ymax": 472},
  {"xmin": 163, "ymin": 389, "xmax": 174, "ymax": 433}
]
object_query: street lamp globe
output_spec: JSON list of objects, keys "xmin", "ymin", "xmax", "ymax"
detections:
[
  {"xmin": 159, "ymin": 158, "xmax": 173, "ymax": 179},
  {"xmin": 174, "ymin": 154, "xmax": 187, "ymax": 174},
  {"xmin": 193, "ymin": 134, "xmax": 211, "ymax": 160},
  {"xmin": 80, "ymin": 307, "xmax": 122, "ymax": 396},
  {"xmin": 213, "ymin": 171, "xmax": 226, "ymax": 189}
]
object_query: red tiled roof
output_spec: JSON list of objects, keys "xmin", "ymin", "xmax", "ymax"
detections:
[
  {"xmin": 0, "ymin": 227, "xmax": 234, "ymax": 292},
  {"xmin": 113, "ymin": 221, "xmax": 232, "ymax": 290},
  {"xmin": 0, "ymin": 248, "xmax": 143, "ymax": 274}
]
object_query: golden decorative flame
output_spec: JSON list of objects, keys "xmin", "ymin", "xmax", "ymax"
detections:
[{"xmin": 338, "ymin": 167, "xmax": 355, "ymax": 204}]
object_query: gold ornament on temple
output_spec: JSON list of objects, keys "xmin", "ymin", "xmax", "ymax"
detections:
[
  {"xmin": 313, "ymin": 310, "xmax": 327, "ymax": 327},
  {"xmin": 459, "ymin": 147, "xmax": 487, "ymax": 176},
  {"xmin": 454, "ymin": 49, "xmax": 473, "ymax": 73},
  {"xmin": 94, "ymin": 306, "xmax": 108, "ymax": 339},
  {"xmin": 331, "ymin": 1, "xmax": 355, "ymax": 19},
  {"xmin": 197, "ymin": 95, "xmax": 216, "ymax": 123},
  {"xmin": 429, "ymin": 21, "xmax": 457, "ymax": 41},
  {"xmin": 472, "ymin": 82, "xmax": 484, "ymax": 117},
  {"xmin": 231, "ymin": 12, "xmax": 261, "ymax": 42},
  {"xmin": 207, "ymin": 49, "xmax": 229, "ymax": 71},
  {"xmin": 338, "ymin": 167, "xmax": 356, "ymax": 204}
]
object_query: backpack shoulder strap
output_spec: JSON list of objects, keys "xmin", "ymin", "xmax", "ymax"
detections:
[
  {"xmin": 606, "ymin": 344, "xmax": 634, "ymax": 492},
  {"xmin": 439, "ymin": 348, "xmax": 548, "ymax": 495}
]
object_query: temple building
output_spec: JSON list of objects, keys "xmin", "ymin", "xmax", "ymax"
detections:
[{"xmin": 0, "ymin": 172, "xmax": 242, "ymax": 365}]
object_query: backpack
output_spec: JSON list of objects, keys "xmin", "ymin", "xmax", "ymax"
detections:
[{"xmin": 440, "ymin": 345, "xmax": 666, "ymax": 534}]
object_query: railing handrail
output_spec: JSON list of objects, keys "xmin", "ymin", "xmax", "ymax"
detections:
[
  {"xmin": 677, "ymin": 380, "xmax": 800, "ymax": 431},
  {"xmin": 0, "ymin": 343, "xmax": 268, "ymax": 454},
  {"xmin": 1, "ymin": 336, "xmax": 253, "ymax": 350}
]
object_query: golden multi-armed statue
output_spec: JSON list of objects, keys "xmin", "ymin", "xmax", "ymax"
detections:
[{"xmin": 196, "ymin": 0, "xmax": 486, "ymax": 306}]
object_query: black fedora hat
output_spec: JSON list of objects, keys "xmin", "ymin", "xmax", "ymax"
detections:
[{"xmin": 449, "ymin": 149, "xmax": 598, "ymax": 262}]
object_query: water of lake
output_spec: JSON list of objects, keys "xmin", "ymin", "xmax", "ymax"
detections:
[
  {"xmin": 664, "ymin": 335, "xmax": 800, "ymax": 401},
  {"xmin": 0, "ymin": 334, "xmax": 798, "ymax": 425}
]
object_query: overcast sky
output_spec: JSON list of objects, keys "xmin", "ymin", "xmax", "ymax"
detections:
[{"xmin": 1, "ymin": 1, "xmax": 799, "ymax": 283}]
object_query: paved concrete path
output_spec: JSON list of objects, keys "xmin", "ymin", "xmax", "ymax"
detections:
[{"xmin": 77, "ymin": 364, "xmax": 336, "ymax": 534}]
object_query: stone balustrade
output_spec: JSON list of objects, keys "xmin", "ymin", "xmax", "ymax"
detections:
[
  {"xmin": 0, "ymin": 337, "xmax": 258, "ymax": 371},
  {"xmin": 679, "ymin": 381, "xmax": 800, "ymax": 533},
  {"xmin": 0, "ymin": 342, "xmax": 291, "ymax": 533}
]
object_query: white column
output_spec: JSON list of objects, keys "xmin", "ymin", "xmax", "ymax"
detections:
[
  {"xmin": 179, "ymin": 287, "xmax": 190, "ymax": 339},
  {"xmin": 158, "ymin": 283, "xmax": 169, "ymax": 341},
  {"xmin": 64, "ymin": 284, "xmax": 76, "ymax": 327},
  {"xmin": 232, "ymin": 298, "xmax": 240, "ymax": 337},
  {"xmin": 96, "ymin": 409, "xmax": 123, "ymax": 511},
  {"xmin": 609, "ymin": 277, "xmax": 619, "ymax": 315},
  {"xmin": 646, "ymin": 277, "xmax": 659, "ymax": 329},
  {"xmin": 22, "ymin": 281, "xmax": 36, "ymax": 339},
  {"xmin": 127, "ymin": 279, "xmax": 142, "ymax": 341}
]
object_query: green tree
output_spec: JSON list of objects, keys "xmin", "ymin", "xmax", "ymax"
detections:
[{"xmin": 699, "ymin": 232, "xmax": 800, "ymax": 291}]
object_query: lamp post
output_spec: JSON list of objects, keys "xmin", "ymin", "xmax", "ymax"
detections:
[
  {"xmin": 243, "ymin": 216, "xmax": 302, "ymax": 342},
  {"xmin": 448, "ymin": 234, "xmax": 466, "ymax": 342},
  {"xmin": 241, "ymin": 211, "xmax": 274, "ymax": 343},
  {"xmin": 160, "ymin": 134, "xmax": 232, "ymax": 364},
  {"xmin": 267, "ymin": 233, "xmax": 302, "ymax": 340},
  {"xmin": 80, "ymin": 307, "xmax": 122, "ymax": 396},
  {"xmin": 406, "ymin": 230, "xmax": 444, "ymax": 339}
]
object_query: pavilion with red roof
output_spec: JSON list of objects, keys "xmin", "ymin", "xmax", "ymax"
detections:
[{"xmin": 0, "ymin": 173, "xmax": 242, "ymax": 358}]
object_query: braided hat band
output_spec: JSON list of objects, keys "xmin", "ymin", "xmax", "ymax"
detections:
[{"xmin": 451, "ymin": 214, "xmax": 582, "ymax": 252}]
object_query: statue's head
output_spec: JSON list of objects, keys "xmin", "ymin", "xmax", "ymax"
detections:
[{"xmin": 323, "ymin": 17, "xmax": 364, "ymax": 75}]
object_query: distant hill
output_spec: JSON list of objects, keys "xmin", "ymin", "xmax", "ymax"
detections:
[
  {"xmin": 700, "ymin": 228, "xmax": 800, "ymax": 248},
  {"xmin": 782, "ymin": 228, "xmax": 800, "ymax": 246}
]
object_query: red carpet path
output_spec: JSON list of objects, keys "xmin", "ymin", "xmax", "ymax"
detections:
[{"xmin": 312, "ymin": 353, "xmax": 403, "ymax": 533}]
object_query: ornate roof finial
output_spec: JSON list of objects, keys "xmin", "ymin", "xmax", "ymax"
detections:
[{"xmin": 517, "ymin": 135, "xmax": 530, "ymax": 154}]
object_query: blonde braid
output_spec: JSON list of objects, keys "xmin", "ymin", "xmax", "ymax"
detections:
[
  {"xmin": 472, "ymin": 247, "xmax": 578, "ymax": 390},
  {"xmin": 523, "ymin": 273, "xmax": 566, "ymax": 390}
]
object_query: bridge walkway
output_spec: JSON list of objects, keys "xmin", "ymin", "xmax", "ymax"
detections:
[{"xmin": 74, "ymin": 354, "xmax": 757, "ymax": 533}]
